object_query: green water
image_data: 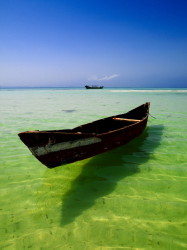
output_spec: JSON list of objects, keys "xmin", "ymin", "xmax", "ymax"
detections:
[{"xmin": 0, "ymin": 88, "xmax": 187, "ymax": 249}]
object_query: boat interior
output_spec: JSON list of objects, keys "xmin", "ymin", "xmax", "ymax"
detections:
[
  {"xmin": 39, "ymin": 103, "xmax": 149, "ymax": 135},
  {"xmin": 71, "ymin": 104, "xmax": 148, "ymax": 134},
  {"xmin": 72, "ymin": 118, "xmax": 138, "ymax": 134}
]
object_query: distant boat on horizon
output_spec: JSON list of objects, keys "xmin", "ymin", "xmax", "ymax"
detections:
[{"xmin": 85, "ymin": 85, "xmax": 104, "ymax": 89}]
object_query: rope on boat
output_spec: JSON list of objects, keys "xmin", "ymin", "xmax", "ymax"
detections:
[{"xmin": 148, "ymin": 112, "xmax": 156, "ymax": 119}]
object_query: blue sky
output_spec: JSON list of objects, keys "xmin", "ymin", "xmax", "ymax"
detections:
[{"xmin": 0, "ymin": 0, "xmax": 187, "ymax": 87}]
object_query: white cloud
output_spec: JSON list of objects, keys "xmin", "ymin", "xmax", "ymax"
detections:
[{"xmin": 88, "ymin": 74, "xmax": 120, "ymax": 81}]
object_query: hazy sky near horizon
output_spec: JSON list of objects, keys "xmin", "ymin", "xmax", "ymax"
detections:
[{"xmin": 0, "ymin": 0, "xmax": 187, "ymax": 87}]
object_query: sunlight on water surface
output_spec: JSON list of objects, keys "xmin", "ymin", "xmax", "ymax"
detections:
[{"xmin": 0, "ymin": 88, "xmax": 187, "ymax": 249}]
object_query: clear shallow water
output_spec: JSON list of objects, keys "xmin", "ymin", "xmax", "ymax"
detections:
[{"xmin": 0, "ymin": 88, "xmax": 187, "ymax": 249}]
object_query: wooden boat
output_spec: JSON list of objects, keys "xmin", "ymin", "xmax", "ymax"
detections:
[
  {"xmin": 18, "ymin": 102, "xmax": 150, "ymax": 168},
  {"xmin": 85, "ymin": 85, "xmax": 104, "ymax": 89}
]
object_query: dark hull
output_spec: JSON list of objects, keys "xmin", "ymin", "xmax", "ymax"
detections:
[
  {"xmin": 85, "ymin": 85, "xmax": 104, "ymax": 89},
  {"xmin": 18, "ymin": 103, "xmax": 150, "ymax": 168}
]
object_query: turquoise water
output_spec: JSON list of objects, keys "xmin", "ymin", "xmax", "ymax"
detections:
[{"xmin": 0, "ymin": 88, "xmax": 187, "ymax": 249}]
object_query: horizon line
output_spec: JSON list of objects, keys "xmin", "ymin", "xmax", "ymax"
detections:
[{"xmin": 1, "ymin": 86, "xmax": 187, "ymax": 89}]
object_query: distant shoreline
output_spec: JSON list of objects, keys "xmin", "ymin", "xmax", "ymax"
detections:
[
  {"xmin": 1, "ymin": 86, "xmax": 187, "ymax": 90},
  {"xmin": 1, "ymin": 87, "xmax": 187, "ymax": 93}
]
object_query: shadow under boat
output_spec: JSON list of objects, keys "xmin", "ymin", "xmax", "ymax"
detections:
[{"xmin": 60, "ymin": 124, "xmax": 164, "ymax": 226}]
